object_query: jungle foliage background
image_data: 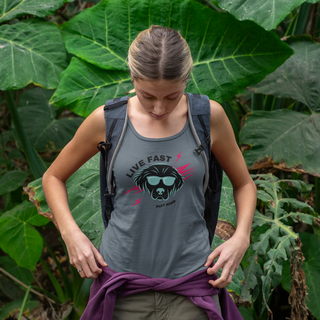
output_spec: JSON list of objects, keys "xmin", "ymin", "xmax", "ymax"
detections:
[{"xmin": 0, "ymin": 0, "xmax": 320, "ymax": 319}]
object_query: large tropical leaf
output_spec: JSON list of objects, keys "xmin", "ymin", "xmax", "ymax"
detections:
[
  {"xmin": 0, "ymin": 170, "xmax": 28, "ymax": 196},
  {"xmin": 0, "ymin": 19, "xmax": 67, "ymax": 90},
  {"xmin": 215, "ymin": 0, "xmax": 308, "ymax": 31},
  {"xmin": 26, "ymin": 153, "xmax": 104, "ymax": 248},
  {"xmin": 241, "ymin": 174, "xmax": 318, "ymax": 314},
  {"xmin": 14, "ymin": 87, "xmax": 83, "ymax": 152},
  {"xmin": 52, "ymin": 0, "xmax": 293, "ymax": 117},
  {"xmin": 0, "ymin": 0, "xmax": 65, "ymax": 23},
  {"xmin": 241, "ymin": 37, "xmax": 320, "ymax": 176},
  {"xmin": 249, "ymin": 36, "xmax": 320, "ymax": 111},
  {"xmin": 0, "ymin": 201, "xmax": 49, "ymax": 270},
  {"xmin": 240, "ymin": 109, "xmax": 320, "ymax": 177},
  {"xmin": 50, "ymin": 58, "xmax": 132, "ymax": 117},
  {"xmin": 0, "ymin": 256, "xmax": 33, "ymax": 286}
]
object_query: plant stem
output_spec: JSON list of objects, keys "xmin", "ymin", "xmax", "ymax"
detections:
[
  {"xmin": 4, "ymin": 91, "xmax": 47, "ymax": 179},
  {"xmin": 206, "ymin": 0, "xmax": 223, "ymax": 12},
  {"xmin": 0, "ymin": 267, "xmax": 57, "ymax": 304},
  {"xmin": 315, "ymin": 177, "xmax": 319, "ymax": 214},
  {"xmin": 18, "ymin": 285, "xmax": 31, "ymax": 320},
  {"xmin": 285, "ymin": 12, "xmax": 298, "ymax": 36},
  {"xmin": 39, "ymin": 257, "xmax": 66, "ymax": 303},
  {"xmin": 251, "ymin": 93, "xmax": 264, "ymax": 110},
  {"xmin": 294, "ymin": 3, "xmax": 311, "ymax": 35},
  {"xmin": 43, "ymin": 237, "xmax": 73, "ymax": 300}
]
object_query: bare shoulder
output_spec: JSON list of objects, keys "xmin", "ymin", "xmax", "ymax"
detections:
[
  {"xmin": 209, "ymin": 100, "xmax": 227, "ymax": 125},
  {"xmin": 208, "ymin": 99, "xmax": 233, "ymax": 144},
  {"xmin": 74, "ymin": 105, "xmax": 106, "ymax": 144}
]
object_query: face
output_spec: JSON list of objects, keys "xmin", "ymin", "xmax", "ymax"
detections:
[{"xmin": 133, "ymin": 78, "xmax": 186, "ymax": 120}]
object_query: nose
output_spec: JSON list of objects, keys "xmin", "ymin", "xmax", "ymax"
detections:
[
  {"xmin": 156, "ymin": 188, "xmax": 165, "ymax": 195},
  {"xmin": 153, "ymin": 100, "xmax": 166, "ymax": 115}
]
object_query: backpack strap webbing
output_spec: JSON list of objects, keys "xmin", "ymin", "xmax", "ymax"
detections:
[
  {"xmin": 97, "ymin": 96, "xmax": 129, "ymax": 228},
  {"xmin": 186, "ymin": 93, "xmax": 223, "ymax": 246}
]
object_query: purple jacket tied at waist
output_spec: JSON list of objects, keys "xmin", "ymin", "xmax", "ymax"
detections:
[{"xmin": 80, "ymin": 262, "xmax": 243, "ymax": 320}]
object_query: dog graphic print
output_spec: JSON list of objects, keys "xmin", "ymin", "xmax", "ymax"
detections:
[{"xmin": 134, "ymin": 164, "xmax": 184, "ymax": 201}]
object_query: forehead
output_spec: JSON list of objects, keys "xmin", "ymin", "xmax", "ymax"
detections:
[{"xmin": 135, "ymin": 79, "xmax": 185, "ymax": 96}]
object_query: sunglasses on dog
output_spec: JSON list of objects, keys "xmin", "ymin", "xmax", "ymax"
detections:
[{"xmin": 147, "ymin": 176, "xmax": 176, "ymax": 186}]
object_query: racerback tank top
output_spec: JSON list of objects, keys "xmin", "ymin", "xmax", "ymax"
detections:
[{"xmin": 99, "ymin": 114, "xmax": 212, "ymax": 279}]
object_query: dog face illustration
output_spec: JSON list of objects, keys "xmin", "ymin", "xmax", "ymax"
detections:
[{"xmin": 134, "ymin": 164, "xmax": 184, "ymax": 201}]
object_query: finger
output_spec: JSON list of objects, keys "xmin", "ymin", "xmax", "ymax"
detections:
[
  {"xmin": 78, "ymin": 253, "xmax": 97, "ymax": 279},
  {"xmin": 204, "ymin": 248, "xmax": 221, "ymax": 267},
  {"xmin": 209, "ymin": 265, "xmax": 235, "ymax": 288},
  {"xmin": 93, "ymin": 248, "xmax": 108, "ymax": 267},
  {"xmin": 206, "ymin": 256, "xmax": 224, "ymax": 275},
  {"xmin": 75, "ymin": 263, "xmax": 85, "ymax": 278},
  {"xmin": 88, "ymin": 256, "xmax": 103, "ymax": 278}
]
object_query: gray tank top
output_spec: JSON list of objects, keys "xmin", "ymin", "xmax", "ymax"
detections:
[{"xmin": 100, "ymin": 115, "xmax": 212, "ymax": 279}]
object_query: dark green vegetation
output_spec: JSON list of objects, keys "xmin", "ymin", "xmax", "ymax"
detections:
[{"xmin": 0, "ymin": 0, "xmax": 319, "ymax": 319}]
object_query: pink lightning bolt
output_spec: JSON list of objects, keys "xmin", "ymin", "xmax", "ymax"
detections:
[
  {"xmin": 175, "ymin": 163, "xmax": 195, "ymax": 180},
  {"xmin": 123, "ymin": 186, "xmax": 143, "ymax": 195},
  {"xmin": 132, "ymin": 198, "xmax": 142, "ymax": 206},
  {"xmin": 175, "ymin": 152, "xmax": 182, "ymax": 163}
]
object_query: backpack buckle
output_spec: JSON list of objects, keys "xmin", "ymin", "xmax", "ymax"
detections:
[
  {"xmin": 97, "ymin": 141, "xmax": 112, "ymax": 152},
  {"xmin": 194, "ymin": 145, "xmax": 204, "ymax": 155}
]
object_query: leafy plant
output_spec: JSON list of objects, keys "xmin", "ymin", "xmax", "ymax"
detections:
[
  {"xmin": 0, "ymin": 201, "xmax": 50, "ymax": 270},
  {"xmin": 14, "ymin": 87, "xmax": 84, "ymax": 153},
  {"xmin": 215, "ymin": 0, "xmax": 318, "ymax": 31},
  {"xmin": 241, "ymin": 174, "xmax": 320, "ymax": 316},
  {"xmin": 240, "ymin": 36, "xmax": 320, "ymax": 178},
  {"xmin": 50, "ymin": 0, "xmax": 293, "ymax": 117}
]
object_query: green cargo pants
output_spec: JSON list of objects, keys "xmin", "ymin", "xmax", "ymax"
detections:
[{"xmin": 113, "ymin": 290, "xmax": 221, "ymax": 320}]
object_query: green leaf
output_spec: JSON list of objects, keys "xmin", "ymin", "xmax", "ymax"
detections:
[
  {"xmin": 53, "ymin": 0, "xmax": 293, "ymax": 116},
  {"xmin": 2, "ymin": 201, "xmax": 50, "ymax": 226},
  {"xmin": 240, "ymin": 109, "xmax": 320, "ymax": 177},
  {"xmin": 0, "ymin": 299, "xmax": 39, "ymax": 320},
  {"xmin": 0, "ymin": 255, "xmax": 34, "ymax": 286},
  {"xmin": 0, "ymin": 19, "xmax": 68, "ymax": 91},
  {"xmin": 218, "ymin": 172, "xmax": 237, "ymax": 226},
  {"xmin": 249, "ymin": 37, "xmax": 320, "ymax": 111},
  {"xmin": 0, "ymin": 201, "xmax": 48, "ymax": 270},
  {"xmin": 0, "ymin": 0, "xmax": 65, "ymax": 23},
  {"xmin": 15, "ymin": 87, "xmax": 83, "ymax": 152},
  {"xmin": 238, "ymin": 306, "xmax": 255, "ymax": 320},
  {"xmin": 0, "ymin": 170, "xmax": 28, "ymax": 196},
  {"xmin": 241, "ymin": 254, "xmax": 263, "ymax": 301},
  {"xmin": 49, "ymin": 57, "xmax": 132, "ymax": 117},
  {"xmin": 241, "ymin": 174, "xmax": 316, "ymax": 310},
  {"xmin": 216, "ymin": 0, "xmax": 305, "ymax": 31},
  {"xmin": 299, "ymin": 232, "xmax": 320, "ymax": 319},
  {"xmin": 27, "ymin": 153, "xmax": 104, "ymax": 248}
]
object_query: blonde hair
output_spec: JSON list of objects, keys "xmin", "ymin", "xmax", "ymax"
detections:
[{"xmin": 127, "ymin": 25, "xmax": 193, "ymax": 83}]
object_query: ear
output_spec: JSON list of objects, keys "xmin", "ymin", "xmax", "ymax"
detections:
[
  {"xmin": 173, "ymin": 174, "xmax": 184, "ymax": 192},
  {"xmin": 134, "ymin": 167, "xmax": 149, "ymax": 192}
]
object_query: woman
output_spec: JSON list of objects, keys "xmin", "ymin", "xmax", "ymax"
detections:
[{"xmin": 42, "ymin": 25, "xmax": 257, "ymax": 319}]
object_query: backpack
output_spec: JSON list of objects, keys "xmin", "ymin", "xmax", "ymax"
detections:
[{"xmin": 97, "ymin": 92, "xmax": 223, "ymax": 246}]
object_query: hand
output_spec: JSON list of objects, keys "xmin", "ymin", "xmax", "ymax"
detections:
[
  {"xmin": 62, "ymin": 228, "xmax": 108, "ymax": 279},
  {"xmin": 203, "ymin": 233, "xmax": 249, "ymax": 288}
]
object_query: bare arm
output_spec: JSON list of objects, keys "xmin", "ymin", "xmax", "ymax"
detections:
[
  {"xmin": 204, "ymin": 100, "xmax": 257, "ymax": 288},
  {"xmin": 42, "ymin": 105, "xmax": 108, "ymax": 278}
]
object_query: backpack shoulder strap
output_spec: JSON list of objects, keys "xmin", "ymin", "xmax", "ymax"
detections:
[
  {"xmin": 186, "ymin": 93, "xmax": 211, "ymax": 193},
  {"xmin": 97, "ymin": 96, "xmax": 129, "ymax": 228},
  {"xmin": 186, "ymin": 92, "xmax": 223, "ymax": 246}
]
